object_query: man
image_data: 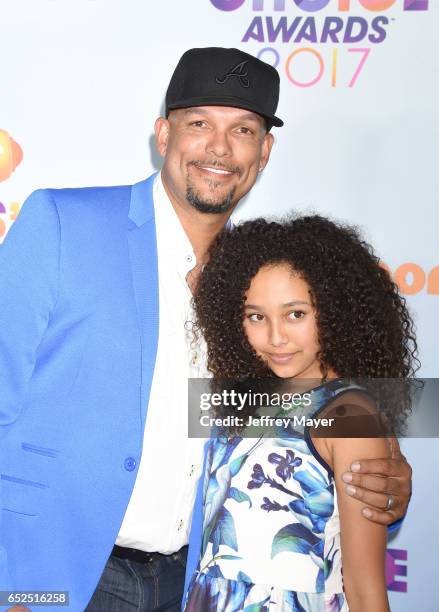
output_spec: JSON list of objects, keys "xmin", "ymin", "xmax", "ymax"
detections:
[{"xmin": 0, "ymin": 48, "xmax": 411, "ymax": 612}]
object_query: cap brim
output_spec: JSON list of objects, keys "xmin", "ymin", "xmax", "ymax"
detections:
[{"xmin": 167, "ymin": 95, "xmax": 284, "ymax": 127}]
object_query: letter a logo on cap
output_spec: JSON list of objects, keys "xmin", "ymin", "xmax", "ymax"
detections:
[{"xmin": 216, "ymin": 60, "xmax": 250, "ymax": 88}]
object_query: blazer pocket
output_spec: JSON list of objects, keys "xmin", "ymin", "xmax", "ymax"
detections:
[
  {"xmin": 1, "ymin": 473, "xmax": 49, "ymax": 516},
  {"xmin": 21, "ymin": 442, "xmax": 60, "ymax": 459}
]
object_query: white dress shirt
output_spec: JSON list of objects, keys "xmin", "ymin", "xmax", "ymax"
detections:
[{"xmin": 116, "ymin": 173, "xmax": 209, "ymax": 554}]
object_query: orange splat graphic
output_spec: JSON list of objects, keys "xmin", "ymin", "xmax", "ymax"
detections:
[{"xmin": 0, "ymin": 129, "xmax": 23, "ymax": 182}]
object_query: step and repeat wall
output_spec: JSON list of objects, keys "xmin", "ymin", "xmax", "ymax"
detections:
[{"xmin": 1, "ymin": 1, "xmax": 437, "ymax": 609}]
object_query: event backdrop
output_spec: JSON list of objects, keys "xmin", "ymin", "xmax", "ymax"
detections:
[{"xmin": 0, "ymin": 1, "xmax": 437, "ymax": 609}]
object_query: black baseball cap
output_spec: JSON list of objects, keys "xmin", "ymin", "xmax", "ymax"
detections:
[{"xmin": 165, "ymin": 47, "xmax": 284, "ymax": 129}]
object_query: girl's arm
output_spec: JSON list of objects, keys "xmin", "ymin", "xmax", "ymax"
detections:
[
  {"xmin": 314, "ymin": 392, "xmax": 391, "ymax": 612},
  {"xmin": 331, "ymin": 434, "xmax": 390, "ymax": 612}
]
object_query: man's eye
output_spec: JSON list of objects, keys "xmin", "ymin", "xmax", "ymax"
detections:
[
  {"xmin": 191, "ymin": 120, "xmax": 206, "ymax": 128},
  {"xmin": 248, "ymin": 313, "xmax": 264, "ymax": 322},
  {"xmin": 237, "ymin": 126, "xmax": 252, "ymax": 134}
]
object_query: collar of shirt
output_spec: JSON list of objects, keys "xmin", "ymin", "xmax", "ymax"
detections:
[{"xmin": 153, "ymin": 172, "xmax": 196, "ymax": 278}]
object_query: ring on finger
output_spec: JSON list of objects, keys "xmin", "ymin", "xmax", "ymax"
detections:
[{"xmin": 385, "ymin": 494, "xmax": 395, "ymax": 511}]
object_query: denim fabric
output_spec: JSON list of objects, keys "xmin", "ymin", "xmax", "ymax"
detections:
[{"xmin": 86, "ymin": 546, "xmax": 188, "ymax": 611}]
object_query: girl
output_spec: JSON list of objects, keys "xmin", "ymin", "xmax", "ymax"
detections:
[{"xmin": 185, "ymin": 215, "xmax": 417, "ymax": 612}]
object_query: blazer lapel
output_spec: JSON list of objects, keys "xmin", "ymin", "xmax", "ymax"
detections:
[{"xmin": 127, "ymin": 174, "xmax": 159, "ymax": 428}]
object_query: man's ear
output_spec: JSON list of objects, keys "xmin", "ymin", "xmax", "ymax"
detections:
[
  {"xmin": 154, "ymin": 117, "xmax": 170, "ymax": 157},
  {"xmin": 259, "ymin": 132, "xmax": 275, "ymax": 172}
]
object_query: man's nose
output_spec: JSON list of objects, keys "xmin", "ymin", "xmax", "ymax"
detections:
[
  {"xmin": 269, "ymin": 321, "xmax": 289, "ymax": 347},
  {"xmin": 205, "ymin": 129, "xmax": 232, "ymax": 158}
]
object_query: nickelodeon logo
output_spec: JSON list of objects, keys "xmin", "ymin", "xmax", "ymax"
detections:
[
  {"xmin": 386, "ymin": 548, "xmax": 407, "ymax": 592},
  {"xmin": 211, "ymin": 0, "xmax": 428, "ymax": 12},
  {"xmin": 382, "ymin": 262, "xmax": 438, "ymax": 295},
  {"xmin": 0, "ymin": 129, "xmax": 23, "ymax": 182}
]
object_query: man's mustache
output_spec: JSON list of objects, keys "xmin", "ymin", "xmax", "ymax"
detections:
[{"xmin": 187, "ymin": 160, "xmax": 243, "ymax": 177}]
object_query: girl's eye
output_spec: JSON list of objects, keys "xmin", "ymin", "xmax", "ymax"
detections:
[
  {"xmin": 248, "ymin": 313, "xmax": 264, "ymax": 322},
  {"xmin": 288, "ymin": 310, "xmax": 305, "ymax": 320}
]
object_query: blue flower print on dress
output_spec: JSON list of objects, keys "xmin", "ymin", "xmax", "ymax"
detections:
[
  {"xmin": 283, "ymin": 591, "xmax": 345, "ymax": 612},
  {"xmin": 202, "ymin": 438, "xmax": 265, "ymax": 560},
  {"xmin": 261, "ymin": 497, "xmax": 289, "ymax": 512},
  {"xmin": 270, "ymin": 461, "xmax": 339, "ymax": 591},
  {"xmin": 249, "ymin": 451, "xmax": 338, "ymax": 592},
  {"xmin": 186, "ymin": 573, "xmax": 255, "ymax": 612},
  {"xmin": 284, "ymin": 589, "xmax": 344, "ymax": 611},
  {"xmin": 268, "ymin": 449, "xmax": 302, "ymax": 482},
  {"xmin": 248, "ymin": 463, "xmax": 265, "ymax": 489},
  {"xmin": 284, "ymin": 590, "xmax": 324, "ymax": 611},
  {"xmin": 291, "ymin": 463, "xmax": 334, "ymax": 534},
  {"xmin": 326, "ymin": 593, "xmax": 346, "ymax": 611},
  {"xmin": 248, "ymin": 462, "xmax": 303, "ymax": 499}
]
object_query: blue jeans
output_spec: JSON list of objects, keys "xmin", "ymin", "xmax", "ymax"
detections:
[{"xmin": 86, "ymin": 547, "xmax": 188, "ymax": 611}]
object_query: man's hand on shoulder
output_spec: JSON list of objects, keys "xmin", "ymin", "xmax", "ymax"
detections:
[{"xmin": 341, "ymin": 437, "xmax": 412, "ymax": 525}]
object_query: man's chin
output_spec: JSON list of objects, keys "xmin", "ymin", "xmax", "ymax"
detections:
[{"xmin": 186, "ymin": 186, "xmax": 236, "ymax": 215}]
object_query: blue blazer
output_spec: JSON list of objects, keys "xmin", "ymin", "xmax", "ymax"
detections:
[{"xmin": 0, "ymin": 174, "xmax": 168, "ymax": 609}]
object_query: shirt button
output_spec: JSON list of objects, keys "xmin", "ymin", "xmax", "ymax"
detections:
[
  {"xmin": 177, "ymin": 519, "xmax": 184, "ymax": 530},
  {"xmin": 191, "ymin": 353, "xmax": 198, "ymax": 366},
  {"xmin": 185, "ymin": 254, "xmax": 193, "ymax": 263},
  {"xmin": 189, "ymin": 465, "xmax": 195, "ymax": 477},
  {"xmin": 124, "ymin": 457, "xmax": 136, "ymax": 472}
]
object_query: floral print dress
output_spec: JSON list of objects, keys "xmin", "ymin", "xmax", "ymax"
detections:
[{"xmin": 185, "ymin": 380, "xmax": 357, "ymax": 612}]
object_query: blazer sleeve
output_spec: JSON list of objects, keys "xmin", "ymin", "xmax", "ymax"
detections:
[
  {"xmin": 0, "ymin": 189, "xmax": 60, "ymax": 588},
  {"xmin": 0, "ymin": 189, "xmax": 60, "ymax": 434}
]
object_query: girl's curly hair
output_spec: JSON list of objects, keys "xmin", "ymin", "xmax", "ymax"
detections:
[{"xmin": 193, "ymin": 215, "xmax": 419, "ymax": 431}]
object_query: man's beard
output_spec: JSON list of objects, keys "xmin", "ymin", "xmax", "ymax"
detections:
[
  {"xmin": 186, "ymin": 185, "xmax": 236, "ymax": 214},
  {"xmin": 185, "ymin": 160, "xmax": 240, "ymax": 214}
]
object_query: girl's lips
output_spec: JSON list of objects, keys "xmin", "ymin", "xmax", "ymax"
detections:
[{"xmin": 266, "ymin": 353, "xmax": 296, "ymax": 364}]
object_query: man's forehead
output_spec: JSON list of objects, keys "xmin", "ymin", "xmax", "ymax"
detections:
[{"xmin": 172, "ymin": 106, "xmax": 265, "ymax": 124}]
